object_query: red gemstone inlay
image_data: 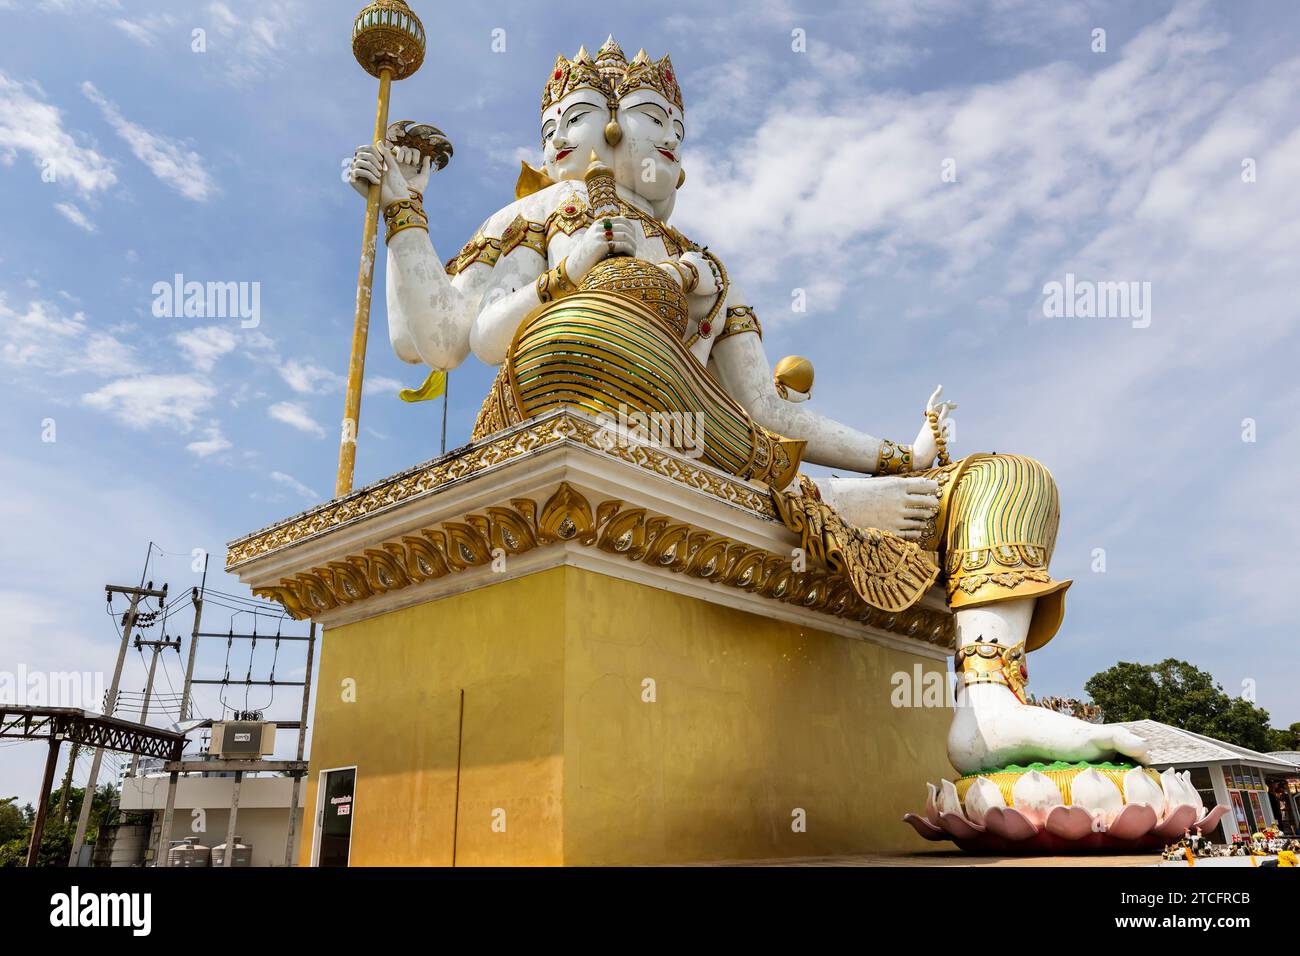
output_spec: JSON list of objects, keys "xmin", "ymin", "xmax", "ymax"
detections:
[
  {"xmin": 700, "ymin": 321, "xmax": 712, "ymax": 336},
  {"xmin": 554, "ymin": 69, "xmax": 562, "ymax": 80},
  {"xmin": 564, "ymin": 205, "xmax": 576, "ymax": 214}
]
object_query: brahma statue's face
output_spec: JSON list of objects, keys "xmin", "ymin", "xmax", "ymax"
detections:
[
  {"xmin": 615, "ymin": 89, "xmax": 684, "ymax": 210},
  {"xmin": 541, "ymin": 90, "xmax": 614, "ymax": 181}
]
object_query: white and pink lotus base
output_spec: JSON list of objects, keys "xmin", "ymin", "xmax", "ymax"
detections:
[{"xmin": 904, "ymin": 766, "xmax": 1230, "ymax": 854}]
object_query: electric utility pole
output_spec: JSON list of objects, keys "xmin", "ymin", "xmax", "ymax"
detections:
[
  {"xmin": 127, "ymin": 633, "xmax": 181, "ymax": 777},
  {"xmin": 68, "ymin": 572, "xmax": 168, "ymax": 866}
]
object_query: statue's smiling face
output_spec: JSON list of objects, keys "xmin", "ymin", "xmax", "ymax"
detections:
[
  {"xmin": 541, "ymin": 91, "xmax": 613, "ymax": 181},
  {"xmin": 615, "ymin": 89, "xmax": 684, "ymax": 205}
]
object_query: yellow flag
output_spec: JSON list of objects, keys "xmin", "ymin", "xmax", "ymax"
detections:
[{"xmin": 398, "ymin": 369, "xmax": 446, "ymax": 403}]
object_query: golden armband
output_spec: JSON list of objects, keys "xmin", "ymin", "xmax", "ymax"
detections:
[
  {"xmin": 383, "ymin": 196, "xmax": 428, "ymax": 243},
  {"xmin": 717, "ymin": 305, "xmax": 762, "ymax": 342},
  {"xmin": 875, "ymin": 439, "xmax": 914, "ymax": 475},
  {"xmin": 535, "ymin": 257, "xmax": 578, "ymax": 304}
]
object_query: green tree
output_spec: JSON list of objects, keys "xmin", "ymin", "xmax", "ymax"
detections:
[
  {"xmin": 0, "ymin": 798, "xmax": 26, "ymax": 845},
  {"xmin": 1083, "ymin": 658, "xmax": 1281, "ymax": 751},
  {"xmin": 1269, "ymin": 722, "xmax": 1300, "ymax": 752},
  {"xmin": 0, "ymin": 783, "xmax": 118, "ymax": 868}
]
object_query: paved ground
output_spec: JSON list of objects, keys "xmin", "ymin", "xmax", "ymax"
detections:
[{"xmin": 689, "ymin": 851, "xmax": 1160, "ymax": 867}]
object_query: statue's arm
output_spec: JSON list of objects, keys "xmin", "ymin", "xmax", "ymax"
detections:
[
  {"xmin": 350, "ymin": 142, "xmax": 476, "ymax": 370},
  {"xmin": 468, "ymin": 246, "xmax": 552, "ymax": 365},
  {"xmin": 384, "ymin": 227, "xmax": 478, "ymax": 369},
  {"xmin": 707, "ymin": 294, "xmax": 891, "ymax": 474}
]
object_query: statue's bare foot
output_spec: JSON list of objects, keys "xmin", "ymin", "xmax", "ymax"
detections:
[
  {"xmin": 813, "ymin": 474, "xmax": 939, "ymax": 541},
  {"xmin": 949, "ymin": 688, "xmax": 1150, "ymax": 775}
]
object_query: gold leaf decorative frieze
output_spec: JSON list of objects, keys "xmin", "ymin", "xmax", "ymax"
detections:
[
  {"xmin": 227, "ymin": 411, "xmax": 776, "ymax": 571},
  {"xmin": 247, "ymin": 481, "xmax": 955, "ymax": 650}
]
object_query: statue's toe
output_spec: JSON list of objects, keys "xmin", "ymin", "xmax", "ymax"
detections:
[{"xmin": 1108, "ymin": 727, "xmax": 1150, "ymax": 764}]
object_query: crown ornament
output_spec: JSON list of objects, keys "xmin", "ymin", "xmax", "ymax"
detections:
[
  {"xmin": 540, "ymin": 38, "xmax": 684, "ymax": 115},
  {"xmin": 541, "ymin": 46, "xmax": 609, "ymax": 114},
  {"xmin": 618, "ymin": 48, "xmax": 683, "ymax": 112}
]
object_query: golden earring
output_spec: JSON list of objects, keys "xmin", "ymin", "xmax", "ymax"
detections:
[
  {"xmin": 676, "ymin": 168, "xmax": 686, "ymax": 188},
  {"xmin": 604, "ymin": 120, "xmax": 623, "ymax": 146}
]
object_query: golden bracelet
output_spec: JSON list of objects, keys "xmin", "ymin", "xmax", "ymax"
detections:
[
  {"xmin": 536, "ymin": 257, "xmax": 578, "ymax": 304},
  {"xmin": 383, "ymin": 197, "xmax": 428, "ymax": 243},
  {"xmin": 673, "ymin": 258, "xmax": 700, "ymax": 293},
  {"xmin": 875, "ymin": 439, "xmax": 914, "ymax": 475},
  {"xmin": 926, "ymin": 410, "xmax": 952, "ymax": 467}
]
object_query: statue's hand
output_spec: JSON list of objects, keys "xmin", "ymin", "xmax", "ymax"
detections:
[
  {"xmin": 678, "ymin": 251, "xmax": 719, "ymax": 298},
  {"xmin": 348, "ymin": 141, "xmax": 413, "ymax": 208},
  {"xmin": 912, "ymin": 384, "xmax": 958, "ymax": 469},
  {"xmin": 392, "ymin": 144, "xmax": 433, "ymax": 194},
  {"xmin": 567, "ymin": 216, "xmax": 637, "ymax": 282}
]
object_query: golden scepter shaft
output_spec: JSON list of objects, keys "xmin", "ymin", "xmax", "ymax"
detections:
[
  {"xmin": 338, "ymin": 1, "xmax": 427, "ymax": 497},
  {"xmin": 338, "ymin": 65, "xmax": 393, "ymax": 497}
]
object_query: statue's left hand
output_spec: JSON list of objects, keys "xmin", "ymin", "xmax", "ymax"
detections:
[{"xmin": 912, "ymin": 384, "xmax": 958, "ymax": 469}]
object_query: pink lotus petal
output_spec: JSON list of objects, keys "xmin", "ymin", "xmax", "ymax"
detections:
[
  {"xmin": 1154, "ymin": 804, "xmax": 1198, "ymax": 841},
  {"xmin": 1108, "ymin": 802, "xmax": 1158, "ymax": 840},
  {"xmin": 1044, "ymin": 805, "xmax": 1095, "ymax": 841},
  {"xmin": 1193, "ymin": 805, "xmax": 1229, "ymax": 835},
  {"xmin": 903, "ymin": 812, "xmax": 949, "ymax": 842},
  {"xmin": 939, "ymin": 811, "xmax": 985, "ymax": 840},
  {"xmin": 925, "ymin": 784, "xmax": 941, "ymax": 826},
  {"xmin": 982, "ymin": 806, "xmax": 1039, "ymax": 841}
]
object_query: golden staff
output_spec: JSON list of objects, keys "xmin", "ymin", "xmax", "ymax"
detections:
[{"xmin": 338, "ymin": 0, "xmax": 426, "ymax": 497}]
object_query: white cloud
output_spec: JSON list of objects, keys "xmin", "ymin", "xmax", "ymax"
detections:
[
  {"xmin": 186, "ymin": 424, "xmax": 232, "ymax": 457},
  {"xmin": 205, "ymin": 1, "xmax": 299, "ymax": 84},
  {"xmin": 279, "ymin": 358, "xmax": 341, "ymax": 394},
  {"xmin": 81, "ymin": 81, "xmax": 217, "ymax": 202},
  {"xmin": 175, "ymin": 325, "xmax": 238, "ymax": 371},
  {"xmin": 0, "ymin": 293, "xmax": 134, "ymax": 376},
  {"xmin": 113, "ymin": 14, "xmax": 175, "ymax": 46},
  {"xmin": 364, "ymin": 375, "xmax": 404, "ymax": 397},
  {"xmin": 270, "ymin": 470, "xmax": 319, "ymax": 500},
  {"xmin": 81, "ymin": 374, "xmax": 215, "ymax": 430},
  {"xmin": 675, "ymin": 2, "xmax": 1242, "ymax": 307},
  {"xmin": 54, "ymin": 201, "xmax": 95, "ymax": 232},
  {"xmin": 268, "ymin": 401, "xmax": 325, "ymax": 438},
  {"xmin": 0, "ymin": 71, "xmax": 117, "ymax": 195}
]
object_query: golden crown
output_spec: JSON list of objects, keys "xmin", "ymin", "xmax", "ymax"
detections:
[{"xmin": 540, "ymin": 36, "xmax": 683, "ymax": 115}]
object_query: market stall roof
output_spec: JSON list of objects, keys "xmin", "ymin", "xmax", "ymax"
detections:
[
  {"xmin": 1115, "ymin": 720, "xmax": 1300, "ymax": 772},
  {"xmin": 1267, "ymin": 751, "xmax": 1300, "ymax": 771}
]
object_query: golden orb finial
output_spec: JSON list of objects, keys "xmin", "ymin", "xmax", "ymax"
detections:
[
  {"xmin": 352, "ymin": 0, "xmax": 426, "ymax": 80},
  {"xmin": 774, "ymin": 355, "xmax": 814, "ymax": 394}
]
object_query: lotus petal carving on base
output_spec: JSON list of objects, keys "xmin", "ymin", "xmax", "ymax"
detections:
[{"xmin": 904, "ymin": 764, "xmax": 1230, "ymax": 855}]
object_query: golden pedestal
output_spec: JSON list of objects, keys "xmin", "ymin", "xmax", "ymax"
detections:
[{"xmin": 227, "ymin": 410, "xmax": 956, "ymax": 865}]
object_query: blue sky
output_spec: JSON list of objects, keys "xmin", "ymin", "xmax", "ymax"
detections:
[{"xmin": 2, "ymin": 0, "xmax": 1298, "ymax": 803}]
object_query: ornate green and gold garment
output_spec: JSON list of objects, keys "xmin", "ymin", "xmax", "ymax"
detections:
[{"xmin": 775, "ymin": 453, "xmax": 1070, "ymax": 650}]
